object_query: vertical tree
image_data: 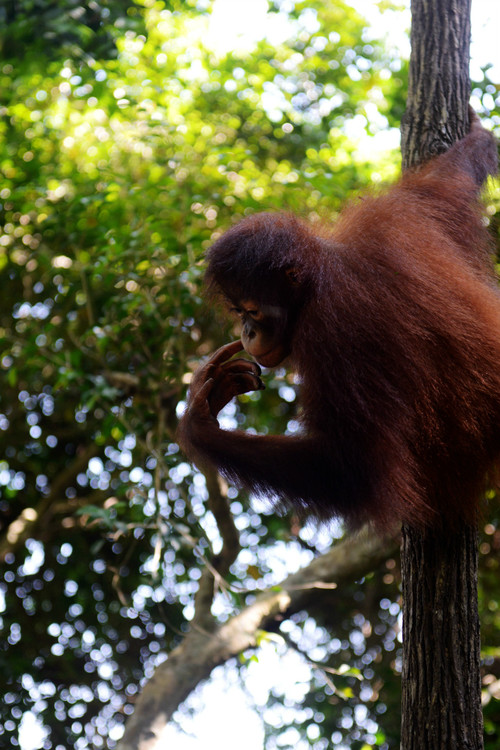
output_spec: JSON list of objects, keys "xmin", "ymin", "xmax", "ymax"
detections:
[{"xmin": 400, "ymin": 1, "xmax": 484, "ymax": 748}]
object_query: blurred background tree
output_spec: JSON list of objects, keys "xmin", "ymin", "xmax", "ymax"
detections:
[{"xmin": 0, "ymin": 1, "xmax": 498, "ymax": 748}]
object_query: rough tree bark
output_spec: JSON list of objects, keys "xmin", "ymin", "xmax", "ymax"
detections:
[
  {"xmin": 401, "ymin": 527, "xmax": 482, "ymax": 750},
  {"xmin": 401, "ymin": 0, "xmax": 471, "ymax": 167},
  {"xmin": 400, "ymin": 1, "xmax": 483, "ymax": 749}
]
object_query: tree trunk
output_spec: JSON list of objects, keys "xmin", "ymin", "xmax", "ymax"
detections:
[
  {"xmin": 401, "ymin": 526, "xmax": 483, "ymax": 750},
  {"xmin": 401, "ymin": 0, "xmax": 471, "ymax": 169},
  {"xmin": 400, "ymin": 1, "xmax": 483, "ymax": 748}
]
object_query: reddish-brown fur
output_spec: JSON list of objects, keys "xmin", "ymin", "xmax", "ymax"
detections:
[{"xmin": 178, "ymin": 121, "xmax": 499, "ymax": 532}]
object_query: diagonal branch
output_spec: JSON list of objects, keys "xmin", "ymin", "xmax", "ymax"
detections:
[{"xmin": 117, "ymin": 525, "xmax": 399, "ymax": 750}]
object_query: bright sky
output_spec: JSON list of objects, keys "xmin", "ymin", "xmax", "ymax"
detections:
[
  {"xmin": 208, "ymin": 0, "xmax": 500, "ymax": 82},
  {"xmin": 470, "ymin": 0, "xmax": 500, "ymax": 80}
]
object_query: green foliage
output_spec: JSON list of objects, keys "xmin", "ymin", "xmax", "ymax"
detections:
[
  {"xmin": 0, "ymin": 0, "xmax": 499, "ymax": 748},
  {"xmin": 0, "ymin": 0, "xmax": 146, "ymax": 60},
  {"xmin": 261, "ymin": 563, "xmax": 403, "ymax": 749}
]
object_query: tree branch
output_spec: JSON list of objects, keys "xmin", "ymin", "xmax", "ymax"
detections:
[
  {"xmin": 117, "ymin": 526, "xmax": 399, "ymax": 750},
  {"xmin": 191, "ymin": 469, "xmax": 241, "ymax": 630}
]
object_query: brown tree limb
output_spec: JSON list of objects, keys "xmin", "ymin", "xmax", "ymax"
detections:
[
  {"xmin": 192, "ymin": 469, "xmax": 241, "ymax": 631},
  {"xmin": 117, "ymin": 526, "xmax": 398, "ymax": 750}
]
